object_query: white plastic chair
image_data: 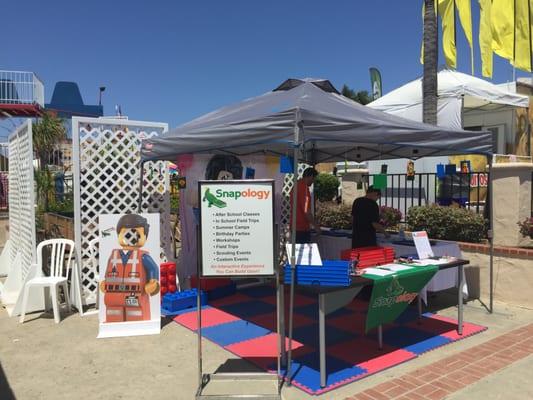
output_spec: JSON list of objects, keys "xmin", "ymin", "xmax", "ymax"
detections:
[{"xmin": 19, "ymin": 239, "xmax": 75, "ymax": 324}]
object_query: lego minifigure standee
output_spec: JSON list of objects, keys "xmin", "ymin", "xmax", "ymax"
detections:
[{"xmin": 100, "ymin": 214, "xmax": 160, "ymax": 322}]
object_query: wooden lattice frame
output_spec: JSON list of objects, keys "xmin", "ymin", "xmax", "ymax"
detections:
[
  {"xmin": 8, "ymin": 120, "xmax": 36, "ymax": 280},
  {"xmin": 72, "ymin": 117, "xmax": 170, "ymax": 304}
]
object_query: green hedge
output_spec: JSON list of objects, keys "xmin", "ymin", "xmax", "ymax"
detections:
[
  {"xmin": 406, "ymin": 205, "xmax": 487, "ymax": 243},
  {"xmin": 314, "ymin": 173, "xmax": 340, "ymax": 202},
  {"xmin": 316, "ymin": 202, "xmax": 352, "ymax": 229}
]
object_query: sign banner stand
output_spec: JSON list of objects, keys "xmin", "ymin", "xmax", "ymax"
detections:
[{"xmin": 196, "ymin": 180, "xmax": 281, "ymax": 400}]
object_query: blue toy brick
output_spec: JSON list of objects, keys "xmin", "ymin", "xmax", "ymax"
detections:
[{"xmin": 162, "ymin": 289, "xmax": 207, "ymax": 313}]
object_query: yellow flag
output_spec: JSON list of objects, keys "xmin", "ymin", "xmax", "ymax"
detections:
[
  {"xmin": 513, "ymin": 0, "xmax": 532, "ymax": 72},
  {"xmin": 492, "ymin": 0, "xmax": 515, "ymax": 60},
  {"xmin": 479, "ymin": 0, "xmax": 493, "ymax": 77},
  {"xmin": 438, "ymin": 0, "xmax": 457, "ymax": 68},
  {"xmin": 456, "ymin": 0, "xmax": 474, "ymax": 73}
]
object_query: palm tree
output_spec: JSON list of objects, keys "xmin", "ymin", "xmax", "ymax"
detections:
[
  {"xmin": 33, "ymin": 111, "xmax": 66, "ymax": 170},
  {"xmin": 422, "ymin": 0, "xmax": 438, "ymax": 125},
  {"xmin": 33, "ymin": 111, "xmax": 66, "ymax": 211}
]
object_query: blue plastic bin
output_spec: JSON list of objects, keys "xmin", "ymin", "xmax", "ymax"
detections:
[{"xmin": 284, "ymin": 260, "xmax": 351, "ymax": 287}]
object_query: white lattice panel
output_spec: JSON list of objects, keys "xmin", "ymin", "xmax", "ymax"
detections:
[
  {"xmin": 279, "ymin": 163, "xmax": 309, "ymax": 261},
  {"xmin": 72, "ymin": 118, "xmax": 170, "ymax": 304},
  {"xmin": 8, "ymin": 120, "xmax": 36, "ymax": 280},
  {"xmin": 280, "ymin": 163, "xmax": 309, "ymax": 226}
]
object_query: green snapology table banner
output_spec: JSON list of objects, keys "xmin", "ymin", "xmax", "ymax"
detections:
[{"xmin": 363, "ymin": 265, "xmax": 438, "ymax": 332}]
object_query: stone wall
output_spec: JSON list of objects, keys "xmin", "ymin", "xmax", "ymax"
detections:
[{"xmin": 492, "ymin": 162, "xmax": 533, "ymax": 247}]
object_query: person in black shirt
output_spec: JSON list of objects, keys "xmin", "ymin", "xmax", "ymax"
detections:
[{"xmin": 351, "ymin": 186, "xmax": 388, "ymax": 248}]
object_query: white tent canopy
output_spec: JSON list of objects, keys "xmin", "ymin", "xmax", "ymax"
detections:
[
  {"xmin": 368, "ymin": 69, "xmax": 529, "ymax": 129},
  {"xmin": 141, "ymin": 78, "xmax": 493, "ymax": 162}
]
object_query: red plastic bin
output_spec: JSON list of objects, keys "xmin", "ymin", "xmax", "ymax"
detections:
[{"xmin": 340, "ymin": 246, "xmax": 395, "ymax": 268}]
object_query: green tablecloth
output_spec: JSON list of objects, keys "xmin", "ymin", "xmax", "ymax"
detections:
[{"xmin": 363, "ymin": 265, "xmax": 438, "ymax": 332}]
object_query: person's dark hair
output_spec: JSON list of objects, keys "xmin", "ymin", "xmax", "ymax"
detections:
[
  {"xmin": 367, "ymin": 185, "xmax": 382, "ymax": 196},
  {"xmin": 116, "ymin": 214, "xmax": 150, "ymax": 237},
  {"xmin": 302, "ymin": 167, "xmax": 318, "ymax": 178},
  {"xmin": 205, "ymin": 155, "xmax": 243, "ymax": 180}
]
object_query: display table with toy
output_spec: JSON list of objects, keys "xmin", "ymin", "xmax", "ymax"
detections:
[
  {"xmin": 318, "ymin": 230, "xmax": 468, "ymax": 303},
  {"xmin": 282, "ymin": 253, "xmax": 469, "ymax": 388}
]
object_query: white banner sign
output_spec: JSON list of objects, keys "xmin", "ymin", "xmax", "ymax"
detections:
[
  {"xmin": 412, "ymin": 231, "xmax": 434, "ymax": 260},
  {"xmin": 199, "ymin": 180, "xmax": 274, "ymax": 277}
]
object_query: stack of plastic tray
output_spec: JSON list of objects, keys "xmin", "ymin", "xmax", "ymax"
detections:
[
  {"xmin": 340, "ymin": 246, "xmax": 395, "ymax": 268},
  {"xmin": 283, "ymin": 260, "xmax": 351, "ymax": 287}
]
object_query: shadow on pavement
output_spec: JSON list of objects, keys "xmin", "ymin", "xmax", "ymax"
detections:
[{"xmin": 0, "ymin": 362, "xmax": 16, "ymax": 400}]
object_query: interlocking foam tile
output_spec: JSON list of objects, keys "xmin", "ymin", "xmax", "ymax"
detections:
[
  {"xmin": 294, "ymin": 303, "xmax": 353, "ymax": 319},
  {"xmin": 414, "ymin": 313, "xmax": 488, "ymax": 340},
  {"xmin": 393, "ymin": 306, "xmax": 421, "ymax": 324},
  {"xmin": 209, "ymin": 293, "xmax": 253, "ymax": 308},
  {"xmin": 327, "ymin": 313, "xmax": 366, "ymax": 335},
  {"xmin": 201, "ymin": 320, "xmax": 270, "ymax": 347},
  {"xmin": 383, "ymin": 326, "xmax": 452, "ymax": 354},
  {"xmin": 329, "ymin": 337, "xmax": 416, "ymax": 374},
  {"xmin": 247, "ymin": 311, "xmax": 315, "ymax": 331},
  {"xmin": 167, "ymin": 304, "xmax": 212, "ymax": 316},
  {"xmin": 218, "ymin": 300, "xmax": 276, "ymax": 319},
  {"xmin": 261, "ymin": 292, "xmax": 317, "ymax": 308},
  {"xmin": 291, "ymin": 324, "xmax": 354, "ymax": 346},
  {"xmin": 276, "ymin": 352, "xmax": 367, "ymax": 394},
  {"xmin": 172, "ymin": 286, "xmax": 488, "ymax": 396},
  {"xmin": 173, "ymin": 307, "xmax": 240, "ymax": 330},
  {"xmin": 226, "ymin": 333, "xmax": 310, "ymax": 370},
  {"xmin": 237, "ymin": 286, "xmax": 276, "ymax": 298},
  {"xmin": 345, "ymin": 298, "xmax": 370, "ymax": 313}
]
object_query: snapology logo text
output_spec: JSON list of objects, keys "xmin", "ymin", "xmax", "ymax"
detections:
[
  {"xmin": 214, "ymin": 188, "xmax": 271, "ymax": 200},
  {"xmin": 372, "ymin": 276, "xmax": 417, "ymax": 308}
]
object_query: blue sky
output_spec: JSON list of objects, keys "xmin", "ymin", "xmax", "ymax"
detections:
[{"xmin": 2, "ymin": 0, "xmax": 531, "ymax": 132}]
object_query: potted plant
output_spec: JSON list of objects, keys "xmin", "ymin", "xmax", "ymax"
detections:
[{"xmin": 518, "ymin": 216, "xmax": 533, "ymax": 239}]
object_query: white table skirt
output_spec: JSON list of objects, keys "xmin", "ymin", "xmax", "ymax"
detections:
[{"xmin": 316, "ymin": 232, "xmax": 468, "ymax": 303}]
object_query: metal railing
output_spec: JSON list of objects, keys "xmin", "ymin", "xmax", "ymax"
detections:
[
  {"xmin": 0, "ymin": 70, "xmax": 44, "ymax": 107},
  {"xmin": 364, "ymin": 172, "xmax": 489, "ymax": 219}
]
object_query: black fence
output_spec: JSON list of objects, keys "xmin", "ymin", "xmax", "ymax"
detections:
[{"xmin": 363, "ymin": 172, "xmax": 489, "ymax": 219}]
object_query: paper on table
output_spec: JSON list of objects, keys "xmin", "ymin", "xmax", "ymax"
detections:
[
  {"xmin": 412, "ymin": 231, "xmax": 434, "ymax": 259},
  {"xmin": 377, "ymin": 263, "xmax": 414, "ymax": 272},
  {"xmin": 411, "ymin": 258, "xmax": 451, "ymax": 266},
  {"xmin": 285, "ymin": 243, "xmax": 323, "ymax": 266},
  {"xmin": 362, "ymin": 267, "xmax": 396, "ymax": 276}
]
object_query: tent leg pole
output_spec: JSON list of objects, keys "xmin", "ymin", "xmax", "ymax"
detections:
[
  {"xmin": 287, "ymin": 120, "xmax": 300, "ymax": 385},
  {"xmin": 488, "ymin": 156, "xmax": 494, "ymax": 314},
  {"xmin": 138, "ymin": 160, "xmax": 145, "ymax": 213}
]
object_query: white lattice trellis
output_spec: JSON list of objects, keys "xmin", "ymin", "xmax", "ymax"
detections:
[
  {"xmin": 8, "ymin": 120, "xmax": 36, "ymax": 280},
  {"xmin": 72, "ymin": 117, "xmax": 171, "ymax": 305},
  {"xmin": 280, "ymin": 163, "xmax": 310, "ymax": 226}
]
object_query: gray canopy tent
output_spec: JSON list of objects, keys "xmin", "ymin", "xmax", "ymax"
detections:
[{"xmin": 140, "ymin": 78, "xmax": 494, "ymax": 388}]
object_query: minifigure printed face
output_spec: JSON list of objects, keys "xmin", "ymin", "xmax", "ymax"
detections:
[
  {"xmin": 217, "ymin": 170, "xmax": 233, "ymax": 180},
  {"xmin": 118, "ymin": 227, "xmax": 146, "ymax": 248}
]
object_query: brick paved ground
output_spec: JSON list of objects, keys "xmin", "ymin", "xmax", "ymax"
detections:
[{"xmin": 346, "ymin": 323, "xmax": 533, "ymax": 400}]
